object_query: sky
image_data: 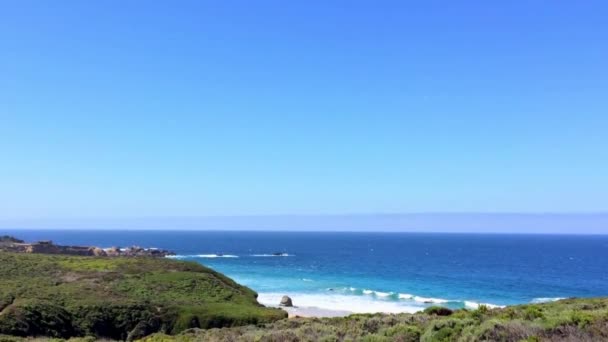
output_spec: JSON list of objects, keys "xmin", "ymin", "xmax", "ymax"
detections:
[{"xmin": 0, "ymin": 1, "xmax": 607, "ymax": 231}]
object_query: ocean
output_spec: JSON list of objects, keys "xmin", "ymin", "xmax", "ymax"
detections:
[{"xmin": 5, "ymin": 230, "xmax": 608, "ymax": 314}]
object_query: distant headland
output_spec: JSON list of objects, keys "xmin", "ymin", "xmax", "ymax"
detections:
[{"xmin": 0, "ymin": 235, "xmax": 175, "ymax": 257}]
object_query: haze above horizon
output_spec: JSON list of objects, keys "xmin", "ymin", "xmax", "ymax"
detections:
[{"xmin": 1, "ymin": 1, "xmax": 607, "ymax": 233}]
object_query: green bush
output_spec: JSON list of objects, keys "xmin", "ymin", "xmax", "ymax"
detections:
[
  {"xmin": 423, "ymin": 306, "xmax": 453, "ymax": 316},
  {"xmin": 421, "ymin": 318, "xmax": 471, "ymax": 342},
  {"xmin": 477, "ymin": 304, "xmax": 489, "ymax": 314},
  {"xmin": 383, "ymin": 324, "xmax": 421, "ymax": 342},
  {"xmin": 524, "ymin": 306, "xmax": 544, "ymax": 320},
  {"xmin": 570, "ymin": 310, "xmax": 594, "ymax": 328}
]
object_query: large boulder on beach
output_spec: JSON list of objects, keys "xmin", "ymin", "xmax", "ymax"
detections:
[{"xmin": 280, "ymin": 295, "xmax": 293, "ymax": 307}]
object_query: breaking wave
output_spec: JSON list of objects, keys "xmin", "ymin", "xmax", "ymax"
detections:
[
  {"xmin": 464, "ymin": 301, "xmax": 505, "ymax": 309},
  {"xmin": 257, "ymin": 292, "xmax": 423, "ymax": 314},
  {"xmin": 340, "ymin": 287, "xmax": 505, "ymax": 309},
  {"xmin": 166, "ymin": 254, "xmax": 239, "ymax": 259}
]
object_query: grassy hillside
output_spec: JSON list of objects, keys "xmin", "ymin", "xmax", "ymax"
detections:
[
  {"xmin": 0, "ymin": 253, "xmax": 286, "ymax": 341},
  {"xmin": 140, "ymin": 298, "xmax": 608, "ymax": 342}
]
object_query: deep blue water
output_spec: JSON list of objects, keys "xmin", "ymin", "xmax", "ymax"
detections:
[{"xmin": 4, "ymin": 230, "xmax": 608, "ymax": 313}]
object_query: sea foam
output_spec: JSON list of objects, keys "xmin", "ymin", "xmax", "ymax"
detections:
[
  {"xmin": 464, "ymin": 301, "xmax": 505, "ymax": 309},
  {"xmin": 257, "ymin": 292, "xmax": 424, "ymax": 315},
  {"xmin": 343, "ymin": 287, "xmax": 505, "ymax": 309},
  {"xmin": 166, "ymin": 254, "xmax": 239, "ymax": 259},
  {"xmin": 413, "ymin": 296, "xmax": 449, "ymax": 304}
]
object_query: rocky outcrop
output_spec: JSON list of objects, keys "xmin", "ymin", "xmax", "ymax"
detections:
[
  {"xmin": 89, "ymin": 247, "xmax": 107, "ymax": 257},
  {"xmin": 0, "ymin": 238, "xmax": 174, "ymax": 258},
  {"xmin": 103, "ymin": 246, "xmax": 175, "ymax": 257},
  {"xmin": 105, "ymin": 247, "xmax": 121, "ymax": 257},
  {"xmin": 0, "ymin": 236, "xmax": 24, "ymax": 244},
  {"xmin": 280, "ymin": 295, "xmax": 293, "ymax": 307},
  {"xmin": 24, "ymin": 242, "xmax": 96, "ymax": 256}
]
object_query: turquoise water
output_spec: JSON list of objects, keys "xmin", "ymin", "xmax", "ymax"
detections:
[{"xmin": 6, "ymin": 230, "xmax": 608, "ymax": 313}]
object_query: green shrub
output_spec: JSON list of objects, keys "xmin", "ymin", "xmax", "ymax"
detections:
[
  {"xmin": 362, "ymin": 317, "xmax": 382, "ymax": 334},
  {"xmin": 383, "ymin": 324, "xmax": 421, "ymax": 342},
  {"xmin": 570, "ymin": 310, "xmax": 593, "ymax": 328},
  {"xmin": 471, "ymin": 307, "xmax": 486, "ymax": 321},
  {"xmin": 497, "ymin": 307, "xmax": 517, "ymax": 320},
  {"xmin": 421, "ymin": 318, "xmax": 471, "ymax": 342},
  {"xmin": 0, "ymin": 300, "xmax": 74, "ymax": 337},
  {"xmin": 524, "ymin": 306, "xmax": 544, "ymax": 320},
  {"xmin": 423, "ymin": 306, "xmax": 453, "ymax": 316}
]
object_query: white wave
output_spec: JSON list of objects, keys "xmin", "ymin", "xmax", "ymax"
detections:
[
  {"xmin": 352, "ymin": 289, "xmax": 394, "ymax": 298},
  {"xmin": 251, "ymin": 253, "xmax": 294, "ymax": 257},
  {"xmin": 165, "ymin": 255, "xmax": 185, "ymax": 258},
  {"xmin": 257, "ymin": 292, "xmax": 424, "ymax": 315},
  {"xmin": 344, "ymin": 288, "xmax": 447, "ymax": 303},
  {"xmin": 531, "ymin": 297, "xmax": 566, "ymax": 304},
  {"xmin": 301, "ymin": 278, "xmax": 314, "ymax": 282},
  {"xmin": 198, "ymin": 254, "xmax": 239, "ymax": 258},
  {"xmin": 464, "ymin": 301, "xmax": 505, "ymax": 309},
  {"xmin": 413, "ymin": 296, "xmax": 448, "ymax": 304},
  {"xmin": 257, "ymin": 285, "xmax": 507, "ymax": 313},
  {"xmin": 165, "ymin": 254, "xmax": 238, "ymax": 259}
]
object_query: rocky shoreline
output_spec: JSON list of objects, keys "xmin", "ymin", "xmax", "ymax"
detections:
[{"xmin": 0, "ymin": 235, "xmax": 175, "ymax": 257}]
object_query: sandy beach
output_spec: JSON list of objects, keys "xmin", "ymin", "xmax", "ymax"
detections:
[{"xmin": 280, "ymin": 306, "xmax": 352, "ymax": 318}]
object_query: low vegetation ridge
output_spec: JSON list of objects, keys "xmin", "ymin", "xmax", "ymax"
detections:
[
  {"xmin": 140, "ymin": 298, "xmax": 608, "ymax": 341},
  {"xmin": 0, "ymin": 251, "xmax": 286, "ymax": 341}
]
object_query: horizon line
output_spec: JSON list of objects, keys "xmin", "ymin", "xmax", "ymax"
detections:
[
  {"xmin": 1, "ymin": 212, "xmax": 606, "ymax": 234},
  {"xmin": 3, "ymin": 227, "xmax": 608, "ymax": 236}
]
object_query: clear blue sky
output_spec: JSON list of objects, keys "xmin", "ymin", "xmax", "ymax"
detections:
[{"xmin": 1, "ymin": 1, "xmax": 607, "ymax": 224}]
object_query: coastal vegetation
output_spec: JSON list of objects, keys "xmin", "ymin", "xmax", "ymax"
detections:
[
  {"xmin": 140, "ymin": 298, "xmax": 608, "ymax": 341},
  {"xmin": 0, "ymin": 252, "xmax": 286, "ymax": 341}
]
